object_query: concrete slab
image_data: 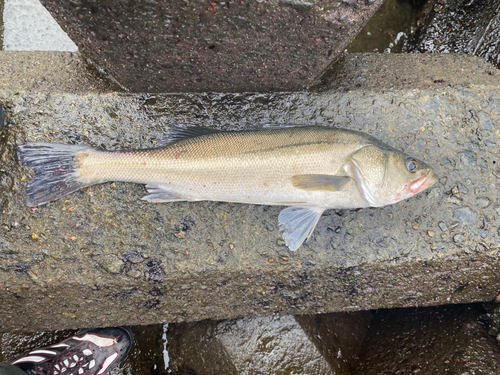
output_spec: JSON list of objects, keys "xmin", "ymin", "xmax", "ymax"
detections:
[
  {"xmin": 0, "ymin": 51, "xmax": 119, "ymax": 93},
  {"xmin": 413, "ymin": 0, "xmax": 500, "ymax": 70},
  {"xmin": 167, "ymin": 312, "xmax": 372, "ymax": 374},
  {"xmin": 3, "ymin": 0, "xmax": 78, "ymax": 52},
  {"xmin": 1, "ymin": 53, "xmax": 500, "ymax": 333},
  {"xmin": 37, "ymin": 0, "xmax": 385, "ymax": 92},
  {"xmin": 356, "ymin": 304, "xmax": 500, "ymax": 374}
]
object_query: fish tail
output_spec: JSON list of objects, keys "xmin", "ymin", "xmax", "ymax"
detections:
[{"xmin": 17, "ymin": 143, "xmax": 94, "ymax": 207}]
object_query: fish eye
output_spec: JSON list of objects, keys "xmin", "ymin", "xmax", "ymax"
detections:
[{"xmin": 406, "ymin": 158, "xmax": 418, "ymax": 173}]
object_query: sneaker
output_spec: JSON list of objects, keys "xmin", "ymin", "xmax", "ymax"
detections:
[{"xmin": 10, "ymin": 327, "xmax": 134, "ymax": 375}]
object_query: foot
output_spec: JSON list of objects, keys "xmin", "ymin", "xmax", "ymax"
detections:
[{"xmin": 10, "ymin": 327, "xmax": 134, "ymax": 375}]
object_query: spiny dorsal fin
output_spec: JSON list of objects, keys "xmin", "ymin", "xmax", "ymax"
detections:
[
  {"xmin": 159, "ymin": 124, "xmax": 222, "ymax": 146},
  {"xmin": 291, "ymin": 174, "xmax": 352, "ymax": 192}
]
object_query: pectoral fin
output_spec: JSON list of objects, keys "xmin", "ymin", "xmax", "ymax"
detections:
[
  {"xmin": 278, "ymin": 206, "xmax": 325, "ymax": 251},
  {"xmin": 142, "ymin": 185, "xmax": 186, "ymax": 203},
  {"xmin": 291, "ymin": 174, "xmax": 352, "ymax": 192}
]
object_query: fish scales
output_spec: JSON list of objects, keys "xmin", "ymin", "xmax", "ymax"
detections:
[
  {"xmin": 77, "ymin": 127, "xmax": 369, "ymax": 207},
  {"xmin": 17, "ymin": 126, "xmax": 437, "ymax": 251}
]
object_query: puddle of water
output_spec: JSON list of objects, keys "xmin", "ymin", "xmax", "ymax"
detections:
[{"xmin": 348, "ymin": 0, "xmax": 430, "ymax": 53}]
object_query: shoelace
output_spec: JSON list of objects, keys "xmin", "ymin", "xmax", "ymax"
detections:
[{"xmin": 26, "ymin": 348, "xmax": 95, "ymax": 375}]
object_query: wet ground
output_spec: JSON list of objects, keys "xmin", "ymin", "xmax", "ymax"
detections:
[
  {"xmin": 2, "ymin": 0, "xmax": 500, "ymax": 373},
  {"xmin": 2, "ymin": 51, "xmax": 500, "ymax": 372},
  {"xmin": 348, "ymin": 0, "xmax": 431, "ymax": 54},
  {"xmin": 350, "ymin": 0, "xmax": 500, "ymax": 70},
  {"xmin": 2, "ymin": 302, "xmax": 500, "ymax": 374}
]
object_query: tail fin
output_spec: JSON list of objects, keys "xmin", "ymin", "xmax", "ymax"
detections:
[{"xmin": 17, "ymin": 143, "xmax": 93, "ymax": 207}]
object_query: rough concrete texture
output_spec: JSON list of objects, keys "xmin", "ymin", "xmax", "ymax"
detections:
[
  {"xmin": 0, "ymin": 324, "xmax": 167, "ymax": 375},
  {"xmin": 3, "ymin": 0, "xmax": 78, "ymax": 52},
  {"xmin": 312, "ymin": 52, "xmax": 500, "ymax": 91},
  {"xmin": 0, "ymin": 51, "xmax": 120, "ymax": 93},
  {"xmin": 38, "ymin": 0, "xmax": 384, "ymax": 92},
  {"xmin": 1, "ymin": 53, "xmax": 500, "ymax": 333},
  {"xmin": 356, "ymin": 304, "xmax": 500, "ymax": 374},
  {"xmin": 168, "ymin": 312, "xmax": 371, "ymax": 374},
  {"xmin": 413, "ymin": 0, "xmax": 500, "ymax": 69}
]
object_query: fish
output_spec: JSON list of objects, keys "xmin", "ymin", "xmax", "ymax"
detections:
[{"xmin": 17, "ymin": 125, "xmax": 437, "ymax": 251}]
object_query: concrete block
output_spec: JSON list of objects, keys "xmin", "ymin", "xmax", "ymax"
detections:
[
  {"xmin": 356, "ymin": 304, "xmax": 500, "ymax": 374},
  {"xmin": 38, "ymin": 0, "xmax": 385, "ymax": 92},
  {"xmin": 168, "ymin": 312, "xmax": 372, "ymax": 374},
  {"xmin": 4, "ymin": 0, "xmax": 78, "ymax": 52},
  {"xmin": 1, "ymin": 53, "xmax": 500, "ymax": 332},
  {"xmin": 413, "ymin": 0, "xmax": 500, "ymax": 70},
  {"xmin": 0, "ymin": 51, "xmax": 117, "ymax": 93}
]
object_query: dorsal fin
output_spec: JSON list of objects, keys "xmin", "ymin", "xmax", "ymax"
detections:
[{"xmin": 159, "ymin": 124, "xmax": 222, "ymax": 146}]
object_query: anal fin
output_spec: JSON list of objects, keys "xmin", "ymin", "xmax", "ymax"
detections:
[
  {"xmin": 142, "ymin": 185, "xmax": 186, "ymax": 203},
  {"xmin": 278, "ymin": 206, "xmax": 325, "ymax": 251}
]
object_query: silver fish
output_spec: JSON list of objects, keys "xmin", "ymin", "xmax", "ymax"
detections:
[{"xmin": 17, "ymin": 126, "xmax": 437, "ymax": 251}]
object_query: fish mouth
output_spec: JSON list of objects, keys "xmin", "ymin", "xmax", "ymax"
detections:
[{"xmin": 409, "ymin": 170, "xmax": 437, "ymax": 195}]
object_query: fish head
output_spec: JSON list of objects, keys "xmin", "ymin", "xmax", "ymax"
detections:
[{"xmin": 349, "ymin": 145, "xmax": 437, "ymax": 207}]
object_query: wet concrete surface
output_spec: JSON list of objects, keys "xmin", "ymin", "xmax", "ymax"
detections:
[
  {"xmin": 168, "ymin": 312, "xmax": 371, "ymax": 374},
  {"xmin": 356, "ymin": 304, "xmax": 500, "ymax": 374},
  {"xmin": 1, "ymin": 52, "xmax": 500, "ymax": 332},
  {"xmin": 405, "ymin": 0, "xmax": 500, "ymax": 70},
  {"xmin": 3, "ymin": 304, "xmax": 500, "ymax": 374},
  {"xmin": 347, "ymin": 0, "xmax": 432, "ymax": 54},
  {"xmin": 0, "ymin": 51, "xmax": 120, "ymax": 93},
  {"xmin": 37, "ymin": 0, "xmax": 385, "ymax": 92}
]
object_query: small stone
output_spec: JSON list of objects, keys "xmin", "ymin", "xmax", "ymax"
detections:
[
  {"xmin": 277, "ymin": 239, "xmax": 286, "ymax": 246},
  {"xmin": 459, "ymin": 150, "xmax": 477, "ymax": 166},
  {"xmin": 427, "ymin": 231, "xmax": 435, "ymax": 238},
  {"xmin": 229, "ymin": 243, "xmax": 234, "ymax": 250},
  {"xmin": 174, "ymin": 230, "xmax": 186, "ymax": 239},
  {"xmin": 476, "ymin": 197, "xmax": 491, "ymax": 209},
  {"xmin": 264, "ymin": 222, "xmax": 274, "ymax": 231},
  {"xmin": 99, "ymin": 254, "xmax": 123, "ymax": 274},
  {"xmin": 478, "ymin": 111, "xmax": 495, "ymax": 130},
  {"xmin": 456, "ymin": 182, "xmax": 469, "ymax": 194},
  {"xmin": 413, "ymin": 224, "xmax": 419, "ymax": 230},
  {"xmin": 438, "ymin": 222, "xmax": 448, "ymax": 231},
  {"xmin": 427, "ymin": 187, "xmax": 440, "ymax": 199},
  {"xmin": 127, "ymin": 269, "xmax": 142, "ymax": 279},
  {"xmin": 453, "ymin": 207, "xmax": 477, "ymax": 226},
  {"xmin": 453, "ymin": 234, "xmax": 465, "ymax": 244},
  {"xmin": 445, "ymin": 196, "xmax": 462, "ymax": 204},
  {"xmin": 484, "ymin": 139, "xmax": 496, "ymax": 147}
]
